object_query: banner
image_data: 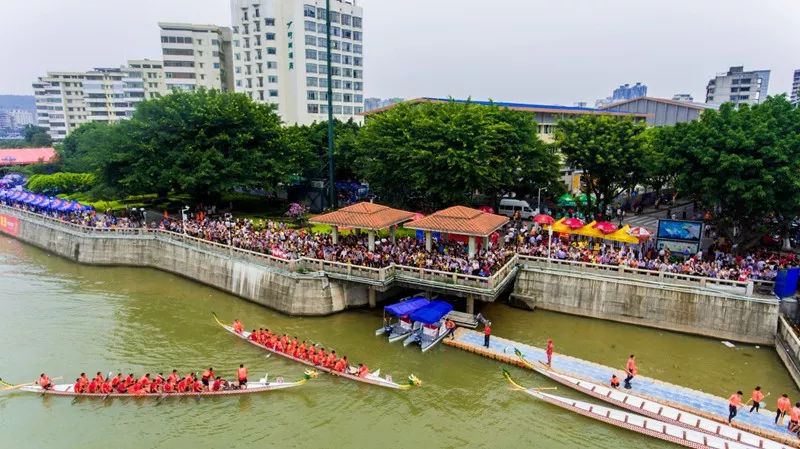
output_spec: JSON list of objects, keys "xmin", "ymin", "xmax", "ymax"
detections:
[
  {"xmin": 656, "ymin": 219, "xmax": 703, "ymax": 242},
  {"xmin": 0, "ymin": 214, "xmax": 19, "ymax": 237}
]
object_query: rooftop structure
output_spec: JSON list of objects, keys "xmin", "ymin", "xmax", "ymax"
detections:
[
  {"xmin": 0, "ymin": 148, "xmax": 57, "ymax": 166},
  {"xmin": 600, "ymin": 96, "xmax": 714, "ymax": 126},
  {"xmin": 405, "ymin": 206, "xmax": 509, "ymax": 257},
  {"xmin": 309, "ymin": 201, "xmax": 415, "ymax": 251}
]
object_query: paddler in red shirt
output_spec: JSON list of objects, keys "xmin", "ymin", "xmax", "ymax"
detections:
[
  {"xmin": 232, "ymin": 319, "xmax": 244, "ymax": 334},
  {"xmin": 162, "ymin": 380, "xmax": 175, "ymax": 393},
  {"xmin": 728, "ymin": 391, "xmax": 743, "ymax": 423},
  {"xmin": 72, "ymin": 378, "xmax": 82, "ymax": 394},
  {"xmin": 623, "ymin": 355, "xmax": 637, "ymax": 389},
  {"xmin": 333, "ymin": 356, "xmax": 348, "ymax": 373},
  {"xmin": 211, "ymin": 376, "xmax": 223, "ymax": 392},
  {"xmin": 237, "ymin": 364, "xmax": 248, "ymax": 388},
  {"xmin": 357, "ymin": 363, "xmax": 369, "ymax": 378},
  {"xmin": 325, "ymin": 351, "xmax": 337, "ymax": 369},
  {"xmin": 790, "ymin": 402, "xmax": 800, "ymax": 432},
  {"xmin": 545, "ymin": 339, "xmax": 554, "ymax": 367},
  {"xmin": 749, "ymin": 386, "xmax": 764, "ymax": 413},
  {"xmin": 176, "ymin": 377, "xmax": 188, "ymax": 393},
  {"xmin": 138, "ymin": 373, "xmax": 151, "ymax": 390},
  {"xmin": 100, "ymin": 380, "xmax": 112, "ymax": 394},
  {"xmin": 78, "ymin": 373, "xmax": 89, "ymax": 392},
  {"xmin": 192, "ymin": 379, "xmax": 204, "ymax": 393},
  {"xmin": 776, "ymin": 394, "xmax": 791, "ymax": 425},
  {"xmin": 94, "ymin": 371, "xmax": 105, "ymax": 385},
  {"xmin": 167, "ymin": 370, "xmax": 179, "ymax": 385},
  {"xmin": 110, "ymin": 373, "xmax": 122, "ymax": 389},
  {"xmin": 201, "ymin": 368, "xmax": 214, "ymax": 387},
  {"xmin": 248, "ymin": 330, "xmax": 259, "ymax": 342}
]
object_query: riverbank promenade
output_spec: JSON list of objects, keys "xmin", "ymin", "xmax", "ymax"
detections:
[{"xmin": 445, "ymin": 328, "xmax": 796, "ymax": 444}]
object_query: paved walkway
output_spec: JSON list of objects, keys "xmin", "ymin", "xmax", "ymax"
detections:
[{"xmin": 446, "ymin": 328, "xmax": 796, "ymax": 444}]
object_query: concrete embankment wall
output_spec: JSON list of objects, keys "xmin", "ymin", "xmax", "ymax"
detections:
[
  {"xmin": 5, "ymin": 211, "xmax": 368, "ymax": 316},
  {"xmin": 512, "ymin": 265, "xmax": 780, "ymax": 345},
  {"xmin": 776, "ymin": 314, "xmax": 800, "ymax": 388}
]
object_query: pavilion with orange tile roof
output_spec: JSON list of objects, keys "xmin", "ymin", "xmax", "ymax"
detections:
[
  {"xmin": 308, "ymin": 201, "xmax": 416, "ymax": 251},
  {"xmin": 404, "ymin": 206, "xmax": 509, "ymax": 259}
]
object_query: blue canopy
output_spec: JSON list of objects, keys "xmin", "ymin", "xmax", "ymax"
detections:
[
  {"xmin": 384, "ymin": 297, "xmax": 430, "ymax": 317},
  {"xmin": 409, "ymin": 300, "xmax": 453, "ymax": 325}
]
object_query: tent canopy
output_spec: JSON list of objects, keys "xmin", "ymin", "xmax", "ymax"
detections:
[
  {"xmin": 409, "ymin": 300, "xmax": 454, "ymax": 325},
  {"xmin": 605, "ymin": 224, "xmax": 640, "ymax": 244},
  {"xmin": 384, "ymin": 297, "xmax": 430, "ymax": 317}
]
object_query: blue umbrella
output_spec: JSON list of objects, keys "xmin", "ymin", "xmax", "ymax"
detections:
[{"xmin": 49, "ymin": 199, "xmax": 62, "ymax": 210}]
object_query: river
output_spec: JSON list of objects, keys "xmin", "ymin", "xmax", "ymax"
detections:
[{"xmin": 0, "ymin": 235, "xmax": 797, "ymax": 449}]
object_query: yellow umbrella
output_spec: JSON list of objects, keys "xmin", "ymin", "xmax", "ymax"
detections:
[
  {"xmin": 546, "ymin": 217, "xmax": 574, "ymax": 234},
  {"xmin": 572, "ymin": 221, "xmax": 607, "ymax": 239},
  {"xmin": 605, "ymin": 224, "xmax": 640, "ymax": 244}
]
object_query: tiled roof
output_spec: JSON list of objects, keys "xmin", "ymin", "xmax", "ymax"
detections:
[
  {"xmin": 404, "ymin": 206, "xmax": 509, "ymax": 237},
  {"xmin": 0, "ymin": 148, "xmax": 57, "ymax": 166},
  {"xmin": 309, "ymin": 202, "xmax": 416, "ymax": 230}
]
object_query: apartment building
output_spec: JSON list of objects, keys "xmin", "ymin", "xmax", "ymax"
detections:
[
  {"xmin": 126, "ymin": 59, "xmax": 168, "ymax": 99},
  {"xmin": 705, "ymin": 66, "xmax": 770, "ymax": 107},
  {"xmin": 791, "ymin": 69, "xmax": 800, "ymax": 107},
  {"xmin": 32, "ymin": 64, "xmax": 160, "ymax": 140},
  {"xmin": 230, "ymin": 0, "xmax": 364, "ymax": 124},
  {"xmin": 159, "ymin": 23, "xmax": 234, "ymax": 92}
]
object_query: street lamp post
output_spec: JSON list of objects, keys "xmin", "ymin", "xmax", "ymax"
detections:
[
  {"xmin": 325, "ymin": 0, "xmax": 336, "ymax": 210},
  {"xmin": 140, "ymin": 207, "xmax": 147, "ymax": 229},
  {"xmin": 181, "ymin": 206, "xmax": 189, "ymax": 235},
  {"xmin": 547, "ymin": 227, "xmax": 553, "ymax": 261},
  {"xmin": 537, "ymin": 187, "xmax": 544, "ymax": 214}
]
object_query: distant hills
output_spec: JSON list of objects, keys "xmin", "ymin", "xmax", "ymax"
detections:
[{"xmin": 0, "ymin": 95, "xmax": 35, "ymax": 111}]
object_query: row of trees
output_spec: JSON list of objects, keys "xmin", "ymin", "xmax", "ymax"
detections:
[
  {"xmin": 0, "ymin": 125, "xmax": 53, "ymax": 149},
  {"xmin": 555, "ymin": 96, "xmax": 800, "ymax": 248},
  {"xmin": 57, "ymin": 90, "xmax": 563, "ymax": 209}
]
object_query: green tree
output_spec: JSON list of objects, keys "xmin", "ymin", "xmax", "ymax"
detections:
[
  {"xmin": 639, "ymin": 126, "xmax": 676, "ymax": 198},
  {"xmin": 23, "ymin": 125, "xmax": 52, "ymax": 147},
  {"xmin": 554, "ymin": 115, "xmax": 647, "ymax": 215},
  {"xmin": 668, "ymin": 96, "xmax": 800, "ymax": 250},
  {"xmin": 284, "ymin": 119, "xmax": 361, "ymax": 182},
  {"xmin": 58, "ymin": 90, "xmax": 292, "ymax": 203},
  {"xmin": 354, "ymin": 99, "xmax": 558, "ymax": 210}
]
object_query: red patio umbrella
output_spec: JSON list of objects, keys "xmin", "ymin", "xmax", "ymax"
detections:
[
  {"xmin": 593, "ymin": 221, "xmax": 618, "ymax": 234},
  {"xmin": 562, "ymin": 217, "xmax": 585, "ymax": 229},
  {"xmin": 533, "ymin": 213, "xmax": 555, "ymax": 225},
  {"xmin": 628, "ymin": 226, "xmax": 652, "ymax": 240}
]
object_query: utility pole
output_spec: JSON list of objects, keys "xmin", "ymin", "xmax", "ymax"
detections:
[{"xmin": 325, "ymin": 0, "xmax": 336, "ymax": 209}]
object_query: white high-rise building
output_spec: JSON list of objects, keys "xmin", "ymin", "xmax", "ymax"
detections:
[
  {"xmin": 791, "ymin": 69, "xmax": 800, "ymax": 107},
  {"xmin": 126, "ymin": 59, "xmax": 168, "ymax": 99},
  {"xmin": 705, "ymin": 66, "xmax": 770, "ymax": 107},
  {"xmin": 159, "ymin": 23, "xmax": 234, "ymax": 92},
  {"xmin": 230, "ymin": 0, "xmax": 364, "ymax": 124},
  {"xmin": 33, "ymin": 63, "xmax": 164, "ymax": 140}
]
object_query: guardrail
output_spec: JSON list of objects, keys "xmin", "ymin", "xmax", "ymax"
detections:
[
  {"xmin": 517, "ymin": 254, "xmax": 775, "ymax": 297},
  {"xmin": 0, "ymin": 205, "xmax": 517, "ymax": 295}
]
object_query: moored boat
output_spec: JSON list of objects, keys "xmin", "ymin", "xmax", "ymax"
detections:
[
  {"xmin": 513, "ymin": 350, "xmax": 790, "ymax": 449},
  {"xmin": 503, "ymin": 369, "xmax": 771, "ymax": 449},
  {"xmin": 214, "ymin": 313, "xmax": 422, "ymax": 390},
  {"xmin": 375, "ymin": 295, "xmax": 431, "ymax": 343},
  {"xmin": 17, "ymin": 371, "xmax": 316, "ymax": 398},
  {"xmin": 402, "ymin": 300, "xmax": 454, "ymax": 352}
]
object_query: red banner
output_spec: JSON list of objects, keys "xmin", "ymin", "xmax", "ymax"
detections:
[{"xmin": 0, "ymin": 214, "xmax": 20, "ymax": 237}]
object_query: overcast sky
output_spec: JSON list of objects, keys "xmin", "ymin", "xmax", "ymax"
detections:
[{"xmin": 2, "ymin": 0, "xmax": 799, "ymax": 105}]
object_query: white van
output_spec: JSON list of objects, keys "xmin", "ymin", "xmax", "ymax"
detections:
[{"xmin": 498, "ymin": 198, "xmax": 537, "ymax": 219}]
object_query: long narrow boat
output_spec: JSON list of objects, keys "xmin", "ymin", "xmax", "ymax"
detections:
[
  {"xmin": 402, "ymin": 300, "xmax": 454, "ymax": 352},
  {"xmin": 213, "ymin": 314, "xmax": 421, "ymax": 390},
  {"xmin": 513, "ymin": 350, "xmax": 790, "ymax": 449},
  {"xmin": 503, "ymin": 370, "xmax": 775, "ymax": 449},
  {"xmin": 17, "ymin": 371, "xmax": 316, "ymax": 398}
]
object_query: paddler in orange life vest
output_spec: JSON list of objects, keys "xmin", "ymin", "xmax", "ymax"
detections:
[
  {"xmin": 610, "ymin": 374, "xmax": 620, "ymax": 389},
  {"xmin": 167, "ymin": 369, "xmax": 179, "ymax": 385},
  {"xmin": 94, "ymin": 372, "xmax": 105, "ymax": 385},
  {"xmin": 333, "ymin": 356, "xmax": 349, "ymax": 373},
  {"xmin": 201, "ymin": 367, "xmax": 215, "ymax": 387},
  {"xmin": 445, "ymin": 318, "xmax": 456, "ymax": 339},
  {"xmin": 38, "ymin": 373, "xmax": 53, "ymax": 390},
  {"xmin": 623, "ymin": 355, "xmax": 637, "ymax": 389},
  {"xmin": 790, "ymin": 402, "xmax": 800, "ymax": 433},
  {"xmin": 325, "ymin": 351, "xmax": 337, "ymax": 369},
  {"xmin": 237, "ymin": 364, "xmax": 248, "ymax": 388},
  {"xmin": 78, "ymin": 372, "xmax": 89, "ymax": 392},
  {"xmin": 728, "ymin": 390, "xmax": 743, "ymax": 423},
  {"xmin": 776, "ymin": 394, "xmax": 791, "ymax": 425},
  {"xmin": 545, "ymin": 339, "xmax": 554, "ymax": 366},
  {"xmin": 357, "ymin": 363, "xmax": 369, "ymax": 378},
  {"xmin": 749, "ymin": 386, "xmax": 764, "ymax": 413},
  {"xmin": 232, "ymin": 319, "xmax": 244, "ymax": 334}
]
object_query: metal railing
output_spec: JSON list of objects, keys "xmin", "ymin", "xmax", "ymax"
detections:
[{"xmin": 517, "ymin": 254, "xmax": 775, "ymax": 297}]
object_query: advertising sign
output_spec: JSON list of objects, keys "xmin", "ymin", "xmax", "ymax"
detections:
[
  {"xmin": 0, "ymin": 214, "xmax": 19, "ymax": 237},
  {"xmin": 656, "ymin": 219, "xmax": 703, "ymax": 242},
  {"xmin": 656, "ymin": 239, "xmax": 699, "ymax": 256}
]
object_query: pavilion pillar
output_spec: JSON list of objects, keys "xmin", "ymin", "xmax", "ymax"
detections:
[
  {"xmin": 332, "ymin": 225, "xmax": 339, "ymax": 244},
  {"xmin": 368, "ymin": 287, "xmax": 376, "ymax": 308},
  {"xmin": 468, "ymin": 236, "xmax": 477, "ymax": 258},
  {"xmin": 390, "ymin": 225, "xmax": 396, "ymax": 244},
  {"xmin": 368, "ymin": 230, "xmax": 376, "ymax": 252},
  {"xmin": 425, "ymin": 231, "xmax": 432, "ymax": 252},
  {"xmin": 466, "ymin": 294, "xmax": 475, "ymax": 314},
  {"xmin": 483, "ymin": 236, "xmax": 489, "ymax": 250}
]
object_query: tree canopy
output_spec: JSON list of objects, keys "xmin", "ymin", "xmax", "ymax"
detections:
[
  {"xmin": 353, "ymin": 100, "xmax": 559, "ymax": 210},
  {"xmin": 666, "ymin": 96, "xmax": 800, "ymax": 247},
  {"xmin": 554, "ymin": 114, "xmax": 648, "ymax": 214}
]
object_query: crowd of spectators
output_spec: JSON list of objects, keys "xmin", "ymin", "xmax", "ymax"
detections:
[{"xmin": 2, "ymin": 200, "xmax": 795, "ymax": 282}]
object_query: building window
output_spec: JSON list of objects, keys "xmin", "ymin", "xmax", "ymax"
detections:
[
  {"xmin": 267, "ymin": 47, "xmax": 277, "ymax": 55},
  {"xmin": 343, "ymin": 106, "xmax": 353, "ymax": 114},
  {"xmin": 264, "ymin": 32, "xmax": 275, "ymax": 41},
  {"xmin": 305, "ymin": 20, "xmax": 316, "ymax": 31},
  {"xmin": 306, "ymin": 49, "xmax": 317, "ymax": 59},
  {"xmin": 353, "ymin": 44, "xmax": 362, "ymax": 54},
  {"xmin": 307, "ymin": 76, "xmax": 318, "ymax": 86},
  {"xmin": 307, "ymin": 91, "xmax": 318, "ymax": 100},
  {"xmin": 304, "ymin": 5, "xmax": 316, "ymax": 17},
  {"xmin": 305, "ymin": 35, "xmax": 316, "ymax": 45},
  {"xmin": 265, "ymin": 18, "xmax": 275, "ymax": 26},
  {"xmin": 269, "ymin": 90, "xmax": 278, "ymax": 97},
  {"xmin": 268, "ymin": 75, "xmax": 278, "ymax": 83},
  {"xmin": 316, "ymin": 7, "xmax": 327, "ymax": 20},
  {"xmin": 317, "ymin": 23, "xmax": 327, "ymax": 33},
  {"xmin": 306, "ymin": 63, "xmax": 317, "ymax": 73},
  {"xmin": 354, "ymin": 57, "xmax": 362, "ymax": 66},
  {"xmin": 307, "ymin": 104, "xmax": 319, "ymax": 113},
  {"xmin": 214, "ymin": 63, "xmax": 220, "ymax": 69},
  {"xmin": 353, "ymin": 31, "xmax": 362, "ymax": 41},
  {"xmin": 342, "ymin": 14, "xmax": 352, "ymax": 26},
  {"xmin": 342, "ymin": 29, "xmax": 352, "ymax": 39},
  {"xmin": 267, "ymin": 61, "xmax": 277, "ymax": 69},
  {"xmin": 353, "ymin": 17, "xmax": 362, "ymax": 28}
]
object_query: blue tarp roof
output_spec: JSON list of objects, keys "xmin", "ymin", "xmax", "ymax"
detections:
[
  {"xmin": 384, "ymin": 297, "xmax": 429, "ymax": 317},
  {"xmin": 410, "ymin": 300, "xmax": 453, "ymax": 325},
  {"xmin": 422, "ymin": 97, "xmax": 602, "ymax": 113}
]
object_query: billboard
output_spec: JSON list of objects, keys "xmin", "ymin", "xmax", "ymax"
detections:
[
  {"xmin": 656, "ymin": 219, "xmax": 703, "ymax": 242},
  {"xmin": 0, "ymin": 214, "xmax": 19, "ymax": 237},
  {"xmin": 656, "ymin": 239, "xmax": 700, "ymax": 256}
]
